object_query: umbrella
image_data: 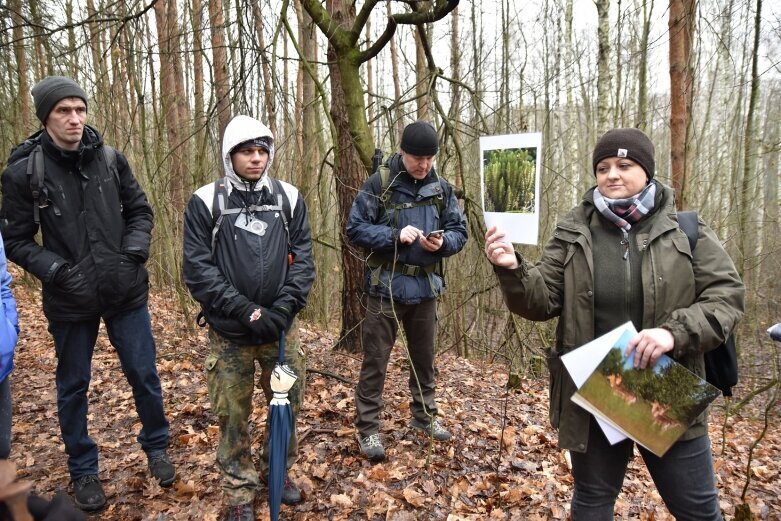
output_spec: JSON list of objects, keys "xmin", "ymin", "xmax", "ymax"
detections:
[
  {"xmin": 769, "ymin": 323, "xmax": 781, "ymax": 342},
  {"xmin": 268, "ymin": 332, "xmax": 297, "ymax": 521}
]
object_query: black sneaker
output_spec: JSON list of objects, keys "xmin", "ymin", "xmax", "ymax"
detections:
[
  {"xmin": 223, "ymin": 502, "xmax": 254, "ymax": 521},
  {"xmin": 72, "ymin": 474, "xmax": 106, "ymax": 511},
  {"xmin": 148, "ymin": 450, "xmax": 176, "ymax": 487},
  {"xmin": 282, "ymin": 476, "xmax": 302, "ymax": 505}
]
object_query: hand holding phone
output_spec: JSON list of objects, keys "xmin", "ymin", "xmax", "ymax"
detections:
[{"xmin": 426, "ymin": 230, "xmax": 444, "ymax": 240}]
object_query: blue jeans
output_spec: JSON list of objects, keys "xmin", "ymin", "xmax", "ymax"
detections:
[
  {"xmin": 48, "ymin": 304, "xmax": 169, "ymax": 479},
  {"xmin": 571, "ymin": 416, "xmax": 722, "ymax": 520},
  {"xmin": 0, "ymin": 376, "xmax": 10, "ymax": 458}
]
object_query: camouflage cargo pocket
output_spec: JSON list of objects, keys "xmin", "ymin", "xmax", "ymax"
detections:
[{"xmin": 205, "ymin": 353, "xmax": 228, "ymax": 416}]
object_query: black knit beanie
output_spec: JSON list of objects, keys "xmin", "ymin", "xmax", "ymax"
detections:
[
  {"xmin": 31, "ymin": 76, "xmax": 88, "ymax": 123},
  {"xmin": 592, "ymin": 128, "xmax": 655, "ymax": 180},
  {"xmin": 400, "ymin": 121, "xmax": 439, "ymax": 156},
  {"xmin": 231, "ymin": 137, "xmax": 272, "ymax": 154}
]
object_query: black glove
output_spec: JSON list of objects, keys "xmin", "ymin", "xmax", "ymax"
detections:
[
  {"xmin": 27, "ymin": 491, "xmax": 87, "ymax": 521},
  {"xmin": 239, "ymin": 304, "xmax": 278, "ymax": 341},
  {"xmin": 266, "ymin": 308, "xmax": 292, "ymax": 334}
]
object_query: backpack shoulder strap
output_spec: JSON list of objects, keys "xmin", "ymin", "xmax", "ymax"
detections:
[
  {"xmin": 268, "ymin": 177, "xmax": 292, "ymax": 224},
  {"xmin": 378, "ymin": 163, "xmax": 393, "ymax": 202},
  {"xmin": 101, "ymin": 145, "xmax": 123, "ymax": 213},
  {"xmin": 210, "ymin": 177, "xmax": 231, "ymax": 254},
  {"xmin": 26, "ymin": 144, "xmax": 47, "ymax": 224},
  {"xmin": 678, "ymin": 210, "xmax": 698, "ymax": 251}
]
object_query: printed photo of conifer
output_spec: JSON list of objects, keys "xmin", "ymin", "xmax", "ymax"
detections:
[{"xmin": 483, "ymin": 147, "xmax": 537, "ymax": 213}]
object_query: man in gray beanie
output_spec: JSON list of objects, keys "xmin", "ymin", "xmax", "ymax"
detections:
[
  {"xmin": 346, "ymin": 121, "xmax": 468, "ymax": 462},
  {"xmin": 31, "ymin": 75, "xmax": 89, "ymax": 124},
  {"xmin": 0, "ymin": 76, "xmax": 175, "ymax": 511}
]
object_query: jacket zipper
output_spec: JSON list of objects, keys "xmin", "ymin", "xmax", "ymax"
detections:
[{"xmin": 621, "ymin": 229, "xmax": 631, "ymax": 314}]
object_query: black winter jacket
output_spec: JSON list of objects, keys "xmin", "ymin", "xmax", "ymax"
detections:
[
  {"xmin": 182, "ymin": 178, "xmax": 315, "ymax": 345},
  {"xmin": 0, "ymin": 127, "xmax": 153, "ymax": 320}
]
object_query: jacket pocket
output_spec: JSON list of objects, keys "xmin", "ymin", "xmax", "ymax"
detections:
[
  {"xmin": 205, "ymin": 353, "xmax": 227, "ymax": 416},
  {"xmin": 546, "ymin": 353, "xmax": 564, "ymax": 428},
  {"xmin": 111, "ymin": 254, "xmax": 146, "ymax": 302},
  {"xmin": 47, "ymin": 256, "xmax": 97, "ymax": 308}
]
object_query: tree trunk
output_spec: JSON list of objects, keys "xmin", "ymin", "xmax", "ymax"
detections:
[
  {"xmin": 153, "ymin": 0, "xmax": 187, "ymax": 212},
  {"xmin": 325, "ymin": 1, "xmax": 366, "ymax": 353},
  {"xmin": 737, "ymin": 0, "xmax": 763, "ymax": 281},
  {"xmin": 209, "ymin": 0, "xmax": 231, "ymax": 136},
  {"xmin": 388, "ymin": 2, "xmax": 404, "ymax": 140},
  {"xmin": 252, "ymin": 1, "xmax": 277, "ymax": 137},
  {"xmin": 10, "ymin": 0, "xmax": 30, "ymax": 135},
  {"xmin": 636, "ymin": 0, "xmax": 653, "ymax": 130},
  {"xmin": 595, "ymin": 0, "xmax": 611, "ymax": 134},
  {"xmin": 669, "ymin": 0, "xmax": 696, "ymax": 211}
]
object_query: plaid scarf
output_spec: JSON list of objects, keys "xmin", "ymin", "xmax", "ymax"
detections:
[{"xmin": 593, "ymin": 182, "xmax": 656, "ymax": 231}]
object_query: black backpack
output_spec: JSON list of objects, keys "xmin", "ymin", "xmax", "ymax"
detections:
[
  {"xmin": 678, "ymin": 211, "xmax": 739, "ymax": 397},
  {"xmin": 13, "ymin": 134, "xmax": 119, "ymax": 224}
]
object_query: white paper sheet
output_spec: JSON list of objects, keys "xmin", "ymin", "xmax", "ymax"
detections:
[
  {"xmin": 561, "ymin": 322, "xmax": 639, "ymax": 444},
  {"xmin": 480, "ymin": 133, "xmax": 542, "ymax": 245}
]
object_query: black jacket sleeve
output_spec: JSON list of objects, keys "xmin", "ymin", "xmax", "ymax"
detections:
[
  {"xmin": 272, "ymin": 194, "xmax": 315, "ymax": 316},
  {"xmin": 182, "ymin": 194, "xmax": 255, "ymax": 319},
  {"xmin": 0, "ymin": 161, "xmax": 68, "ymax": 282},
  {"xmin": 116, "ymin": 152, "xmax": 154, "ymax": 262}
]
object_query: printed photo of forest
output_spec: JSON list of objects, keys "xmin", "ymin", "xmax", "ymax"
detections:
[{"xmin": 482, "ymin": 147, "xmax": 537, "ymax": 213}]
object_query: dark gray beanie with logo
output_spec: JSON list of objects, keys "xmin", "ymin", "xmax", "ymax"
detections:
[
  {"xmin": 400, "ymin": 121, "xmax": 439, "ymax": 156},
  {"xmin": 592, "ymin": 127, "xmax": 655, "ymax": 180},
  {"xmin": 31, "ymin": 76, "xmax": 88, "ymax": 123}
]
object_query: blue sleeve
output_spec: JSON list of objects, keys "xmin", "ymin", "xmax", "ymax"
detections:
[
  {"xmin": 0, "ymin": 234, "xmax": 18, "ymax": 335},
  {"xmin": 345, "ymin": 175, "xmax": 398, "ymax": 251},
  {"xmin": 436, "ymin": 183, "xmax": 468, "ymax": 258}
]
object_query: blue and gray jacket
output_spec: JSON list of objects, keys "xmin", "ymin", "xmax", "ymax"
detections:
[
  {"xmin": 0, "ymin": 233, "xmax": 19, "ymax": 383},
  {"xmin": 346, "ymin": 153, "xmax": 468, "ymax": 304}
]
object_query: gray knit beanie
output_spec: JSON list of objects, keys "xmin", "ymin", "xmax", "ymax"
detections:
[
  {"xmin": 400, "ymin": 121, "xmax": 439, "ymax": 156},
  {"xmin": 31, "ymin": 76, "xmax": 88, "ymax": 123},
  {"xmin": 592, "ymin": 128, "xmax": 655, "ymax": 180}
]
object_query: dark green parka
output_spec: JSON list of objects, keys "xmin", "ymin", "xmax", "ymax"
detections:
[{"xmin": 494, "ymin": 183, "xmax": 744, "ymax": 453}]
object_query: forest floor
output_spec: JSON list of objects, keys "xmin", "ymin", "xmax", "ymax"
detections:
[{"xmin": 6, "ymin": 272, "xmax": 781, "ymax": 520}]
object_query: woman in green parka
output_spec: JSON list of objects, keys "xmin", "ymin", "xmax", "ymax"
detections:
[{"xmin": 485, "ymin": 128, "xmax": 744, "ymax": 520}]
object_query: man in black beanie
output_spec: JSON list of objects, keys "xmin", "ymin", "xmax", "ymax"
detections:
[
  {"xmin": 346, "ymin": 121, "xmax": 468, "ymax": 462},
  {"xmin": 0, "ymin": 76, "xmax": 175, "ymax": 511}
]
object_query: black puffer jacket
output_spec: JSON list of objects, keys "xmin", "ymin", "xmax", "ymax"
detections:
[
  {"xmin": 182, "ymin": 116, "xmax": 315, "ymax": 345},
  {"xmin": 0, "ymin": 127, "xmax": 153, "ymax": 320}
]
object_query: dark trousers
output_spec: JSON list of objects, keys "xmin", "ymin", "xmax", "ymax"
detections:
[
  {"xmin": 48, "ymin": 304, "xmax": 169, "ymax": 479},
  {"xmin": 571, "ymin": 416, "xmax": 722, "ymax": 520},
  {"xmin": 355, "ymin": 296, "xmax": 438, "ymax": 437},
  {"xmin": 0, "ymin": 376, "xmax": 10, "ymax": 458}
]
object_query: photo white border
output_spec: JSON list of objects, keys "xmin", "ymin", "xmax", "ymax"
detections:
[{"xmin": 480, "ymin": 132, "xmax": 543, "ymax": 245}]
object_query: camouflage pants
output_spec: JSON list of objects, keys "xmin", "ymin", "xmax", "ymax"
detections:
[{"xmin": 205, "ymin": 325, "xmax": 306, "ymax": 506}]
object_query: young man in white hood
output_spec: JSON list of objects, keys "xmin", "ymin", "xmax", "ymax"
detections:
[{"xmin": 183, "ymin": 115, "xmax": 314, "ymax": 520}]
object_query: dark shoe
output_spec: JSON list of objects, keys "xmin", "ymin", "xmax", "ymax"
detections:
[
  {"xmin": 282, "ymin": 476, "xmax": 302, "ymax": 505},
  {"xmin": 223, "ymin": 502, "xmax": 254, "ymax": 521},
  {"xmin": 410, "ymin": 418, "xmax": 452, "ymax": 441},
  {"xmin": 72, "ymin": 474, "xmax": 106, "ymax": 512},
  {"xmin": 357, "ymin": 433, "xmax": 386, "ymax": 461},
  {"xmin": 148, "ymin": 450, "xmax": 176, "ymax": 487}
]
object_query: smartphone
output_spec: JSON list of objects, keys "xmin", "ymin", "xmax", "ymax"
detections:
[{"xmin": 426, "ymin": 230, "xmax": 444, "ymax": 240}]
